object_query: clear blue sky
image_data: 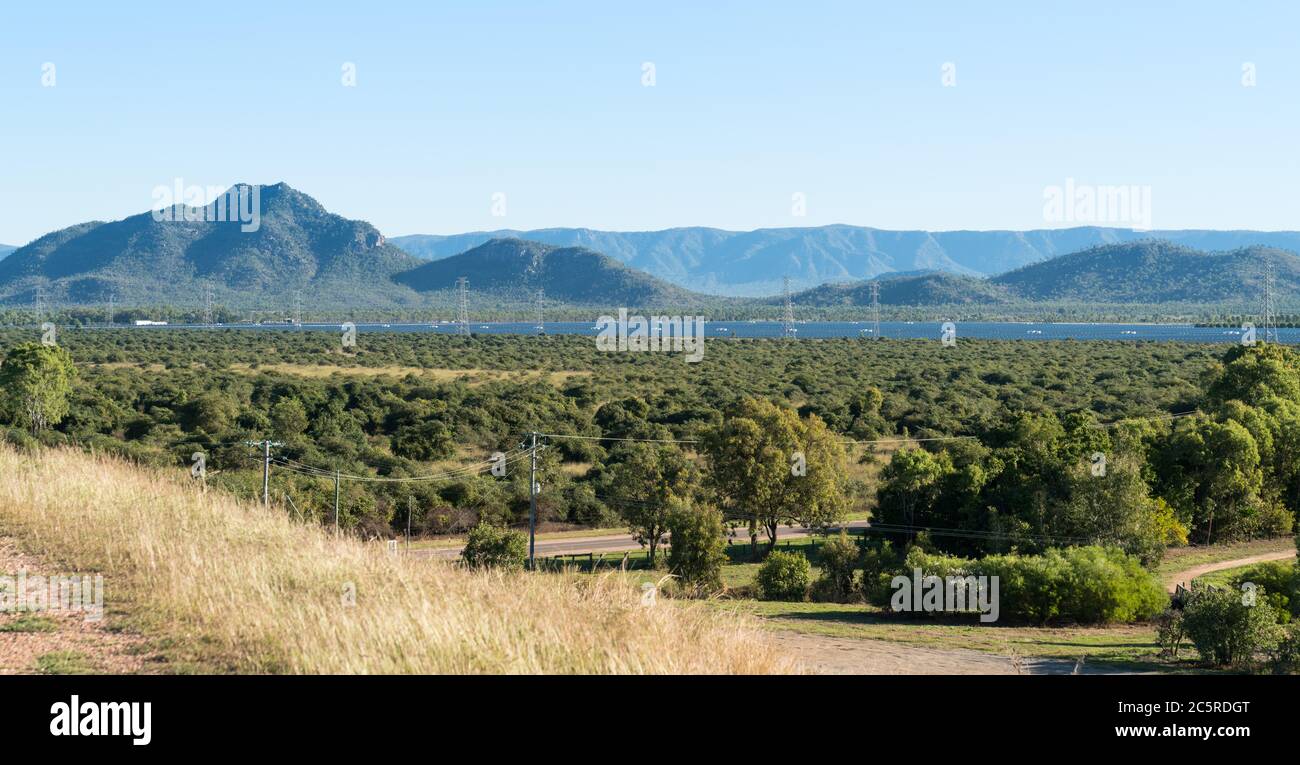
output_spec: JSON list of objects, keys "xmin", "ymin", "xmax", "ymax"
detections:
[{"xmin": 2, "ymin": 1, "xmax": 1297, "ymax": 246}]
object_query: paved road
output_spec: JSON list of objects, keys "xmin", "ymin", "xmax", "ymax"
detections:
[{"xmin": 419, "ymin": 520, "xmax": 872, "ymax": 560}]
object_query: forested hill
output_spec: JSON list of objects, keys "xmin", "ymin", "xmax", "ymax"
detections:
[
  {"xmin": 989, "ymin": 241, "xmax": 1300, "ymax": 302},
  {"xmin": 0, "ymin": 183, "xmax": 426, "ymax": 308},
  {"xmin": 392, "ymin": 238, "xmax": 707, "ymax": 306},
  {"xmin": 783, "ymin": 241, "xmax": 1300, "ymax": 308},
  {"xmin": 790, "ymin": 271, "xmax": 1013, "ymax": 306}
]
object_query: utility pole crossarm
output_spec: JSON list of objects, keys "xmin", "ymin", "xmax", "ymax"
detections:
[{"xmin": 244, "ymin": 439, "xmax": 284, "ymax": 509}]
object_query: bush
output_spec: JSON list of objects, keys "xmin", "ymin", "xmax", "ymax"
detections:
[
  {"xmin": 460, "ymin": 523, "xmax": 528, "ymax": 571},
  {"xmin": 1270, "ymin": 623, "xmax": 1300, "ymax": 674},
  {"xmin": 814, "ymin": 532, "xmax": 860, "ymax": 602},
  {"xmin": 1182, "ymin": 585, "xmax": 1283, "ymax": 669},
  {"xmin": 1155, "ymin": 608, "xmax": 1187, "ymax": 658},
  {"xmin": 870, "ymin": 545, "xmax": 1167, "ymax": 624},
  {"xmin": 666, "ymin": 503, "xmax": 727, "ymax": 596},
  {"xmin": 757, "ymin": 550, "xmax": 811, "ymax": 601},
  {"xmin": 1227, "ymin": 561, "xmax": 1299, "ymax": 622}
]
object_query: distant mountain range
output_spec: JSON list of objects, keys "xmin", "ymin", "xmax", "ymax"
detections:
[
  {"xmin": 792, "ymin": 241, "xmax": 1300, "ymax": 307},
  {"xmin": 2, "ymin": 182, "xmax": 1297, "ymax": 316},
  {"xmin": 0, "ymin": 245, "xmax": 14, "ymax": 261},
  {"xmin": 0, "ymin": 185, "xmax": 699, "ymax": 311},
  {"xmin": 391, "ymin": 227, "xmax": 1300, "ymax": 297}
]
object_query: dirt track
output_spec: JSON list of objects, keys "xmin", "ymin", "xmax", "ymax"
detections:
[{"xmin": 1163, "ymin": 549, "xmax": 1297, "ymax": 593}]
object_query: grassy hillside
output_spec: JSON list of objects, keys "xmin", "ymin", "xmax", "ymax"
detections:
[{"xmin": 0, "ymin": 444, "xmax": 793, "ymax": 674}]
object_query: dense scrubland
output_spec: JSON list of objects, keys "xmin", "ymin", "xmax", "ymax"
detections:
[
  {"xmin": 3, "ymin": 327, "xmax": 1300, "ymax": 670},
  {"xmin": 0, "ymin": 328, "xmax": 1226, "ymax": 542}
]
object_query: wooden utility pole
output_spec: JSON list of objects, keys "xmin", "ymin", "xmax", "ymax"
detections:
[
  {"xmin": 245, "ymin": 440, "xmax": 283, "ymax": 509},
  {"xmin": 528, "ymin": 432, "xmax": 538, "ymax": 570}
]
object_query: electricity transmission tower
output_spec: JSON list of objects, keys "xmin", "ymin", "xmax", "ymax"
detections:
[
  {"xmin": 535, "ymin": 288, "xmax": 545, "ymax": 335},
  {"xmin": 782, "ymin": 276, "xmax": 796, "ymax": 339},
  {"xmin": 203, "ymin": 286, "xmax": 214, "ymax": 327},
  {"xmin": 107, "ymin": 293, "xmax": 116, "ymax": 327},
  {"xmin": 1262, "ymin": 254, "xmax": 1279, "ymax": 344},
  {"xmin": 456, "ymin": 277, "xmax": 470, "ymax": 336},
  {"xmin": 34, "ymin": 287, "xmax": 44, "ymax": 325},
  {"xmin": 869, "ymin": 281, "xmax": 881, "ymax": 340},
  {"xmin": 292, "ymin": 290, "xmax": 303, "ymax": 327}
]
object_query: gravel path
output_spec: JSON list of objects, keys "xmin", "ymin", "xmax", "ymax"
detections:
[{"xmin": 1164, "ymin": 549, "xmax": 1297, "ymax": 593}]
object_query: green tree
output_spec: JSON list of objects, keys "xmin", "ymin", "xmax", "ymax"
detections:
[
  {"xmin": 1205, "ymin": 343, "xmax": 1300, "ymax": 405},
  {"xmin": 1059, "ymin": 454, "xmax": 1186, "ymax": 566},
  {"xmin": 815, "ymin": 531, "xmax": 860, "ymax": 601},
  {"xmin": 703, "ymin": 397, "xmax": 848, "ymax": 550},
  {"xmin": 0, "ymin": 342, "xmax": 76, "ymax": 433},
  {"xmin": 1182, "ymin": 585, "xmax": 1283, "ymax": 669},
  {"xmin": 666, "ymin": 501, "xmax": 728, "ymax": 595},
  {"xmin": 270, "ymin": 398, "xmax": 309, "ymax": 437},
  {"xmin": 1153, "ymin": 416, "xmax": 1267, "ymax": 543},
  {"xmin": 603, "ymin": 443, "xmax": 697, "ymax": 566},
  {"xmin": 179, "ymin": 391, "xmax": 239, "ymax": 434},
  {"xmin": 874, "ymin": 447, "xmax": 951, "ymax": 540}
]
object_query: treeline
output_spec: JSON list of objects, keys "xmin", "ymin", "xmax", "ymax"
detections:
[{"xmin": 875, "ymin": 343, "xmax": 1300, "ymax": 563}]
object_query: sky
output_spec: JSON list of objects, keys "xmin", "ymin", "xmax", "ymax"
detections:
[{"xmin": 2, "ymin": 1, "xmax": 1298, "ymax": 246}]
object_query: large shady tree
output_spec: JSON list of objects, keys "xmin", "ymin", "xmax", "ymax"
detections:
[
  {"xmin": 0, "ymin": 342, "xmax": 76, "ymax": 434},
  {"xmin": 702, "ymin": 397, "xmax": 848, "ymax": 551}
]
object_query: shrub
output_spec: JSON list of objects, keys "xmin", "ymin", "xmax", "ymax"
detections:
[
  {"xmin": 757, "ymin": 550, "xmax": 811, "ymax": 601},
  {"xmin": 814, "ymin": 531, "xmax": 860, "ymax": 602},
  {"xmin": 871, "ymin": 545, "xmax": 1166, "ymax": 624},
  {"xmin": 666, "ymin": 502, "xmax": 727, "ymax": 596},
  {"xmin": 1155, "ymin": 608, "xmax": 1187, "ymax": 658},
  {"xmin": 1270, "ymin": 623, "xmax": 1300, "ymax": 674},
  {"xmin": 1227, "ymin": 561, "xmax": 1299, "ymax": 622},
  {"xmin": 460, "ymin": 523, "xmax": 528, "ymax": 571},
  {"xmin": 1182, "ymin": 585, "xmax": 1283, "ymax": 669}
]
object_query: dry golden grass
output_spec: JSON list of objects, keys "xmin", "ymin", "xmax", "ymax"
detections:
[{"xmin": 0, "ymin": 445, "xmax": 796, "ymax": 675}]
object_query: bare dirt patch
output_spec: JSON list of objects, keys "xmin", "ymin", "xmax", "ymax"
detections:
[{"xmin": 0, "ymin": 539, "xmax": 158, "ymax": 674}]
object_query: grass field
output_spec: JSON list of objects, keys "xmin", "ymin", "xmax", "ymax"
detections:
[
  {"xmin": 710, "ymin": 600, "xmax": 1194, "ymax": 672},
  {"xmin": 0, "ymin": 444, "xmax": 795, "ymax": 674}
]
